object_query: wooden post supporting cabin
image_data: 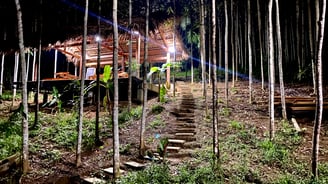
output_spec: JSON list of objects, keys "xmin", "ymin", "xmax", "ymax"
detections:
[
  {"xmin": 13, "ymin": 52, "xmax": 19, "ymax": 101},
  {"xmin": 0, "ymin": 53, "xmax": 4, "ymax": 95},
  {"xmin": 26, "ymin": 50, "xmax": 30, "ymax": 81},
  {"xmin": 137, "ymin": 33, "xmax": 141, "ymax": 78},
  {"xmin": 32, "ymin": 48, "xmax": 36, "ymax": 81},
  {"xmin": 54, "ymin": 49, "xmax": 58, "ymax": 78}
]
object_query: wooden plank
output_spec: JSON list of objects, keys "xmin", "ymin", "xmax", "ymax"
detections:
[
  {"xmin": 82, "ymin": 177, "xmax": 106, "ymax": 184},
  {"xmin": 124, "ymin": 161, "xmax": 146, "ymax": 169}
]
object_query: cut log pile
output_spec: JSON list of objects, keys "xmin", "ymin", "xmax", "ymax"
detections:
[{"xmin": 274, "ymin": 96, "xmax": 328, "ymax": 113}]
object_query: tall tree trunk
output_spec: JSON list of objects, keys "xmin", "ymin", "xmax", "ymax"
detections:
[
  {"xmin": 312, "ymin": 0, "xmax": 326, "ymax": 179},
  {"xmin": 301, "ymin": 1, "xmax": 305, "ymax": 69},
  {"xmin": 231, "ymin": 0, "xmax": 235, "ymax": 88},
  {"xmin": 95, "ymin": 0, "xmax": 102, "ymax": 146},
  {"xmin": 128, "ymin": 0, "xmax": 133, "ymax": 111},
  {"xmin": 235, "ymin": 4, "xmax": 239, "ymax": 82},
  {"xmin": 218, "ymin": 20, "xmax": 222, "ymax": 78},
  {"xmin": 257, "ymin": 0, "xmax": 264, "ymax": 90},
  {"xmin": 15, "ymin": 0, "xmax": 29, "ymax": 173},
  {"xmin": 211, "ymin": 0, "xmax": 219, "ymax": 165},
  {"xmin": 173, "ymin": 0, "xmax": 177, "ymax": 97},
  {"xmin": 307, "ymin": 0, "xmax": 316, "ymax": 94},
  {"xmin": 199, "ymin": 0, "xmax": 207, "ymax": 113},
  {"xmin": 76, "ymin": 0, "xmax": 88, "ymax": 167},
  {"xmin": 247, "ymin": 0, "xmax": 253, "ymax": 104},
  {"xmin": 224, "ymin": 0, "xmax": 229, "ymax": 106},
  {"xmin": 140, "ymin": 0, "xmax": 149, "ymax": 157},
  {"xmin": 268, "ymin": 0, "xmax": 275, "ymax": 140},
  {"xmin": 33, "ymin": 0, "xmax": 43, "ymax": 130},
  {"xmin": 112, "ymin": 0, "xmax": 120, "ymax": 179},
  {"xmin": 296, "ymin": 0, "xmax": 301, "ymax": 73},
  {"xmin": 275, "ymin": 0, "xmax": 287, "ymax": 120}
]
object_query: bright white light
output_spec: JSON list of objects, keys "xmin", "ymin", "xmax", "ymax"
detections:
[
  {"xmin": 168, "ymin": 46, "xmax": 175, "ymax": 53},
  {"xmin": 95, "ymin": 35, "xmax": 102, "ymax": 42},
  {"xmin": 132, "ymin": 31, "xmax": 139, "ymax": 35}
]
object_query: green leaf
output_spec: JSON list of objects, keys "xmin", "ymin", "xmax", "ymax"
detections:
[
  {"xmin": 103, "ymin": 65, "xmax": 112, "ymax": 83},
  {"xmin": 147, "ymin": 66, "xmax": 161, "ymax": 78}
]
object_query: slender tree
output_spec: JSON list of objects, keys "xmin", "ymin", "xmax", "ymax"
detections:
[
  {"xmin": 173, "ymin": 0, "xmax": 177, "ymax": 97},
  {"xmin": 224, "ymin": 0, "xmax": 229, "ymax": 106},
  {"xmin": 307, "ymin": 0, "xmax": 316, "ymax": 94},
  {"xmin": 275, "ymin": 0, "xmax": 287, "ymax": 120},
  {"xmin": 312, "ymin": 0, "xmax": 326, "ymax": 178},
  {"xmin": 32, "ymin": 0, "xmax": 43, "ymax": 130},
  {"xmin": 139, "ymin": 0, "xmax": 149, "ymax": 157},
  {"xmin": 295, "ymin": 0, "xmax": 301, "ymax": 73},
  {"xmin": 95, "ymin": 0, "xmax": 102, "ymax": 146},
  {"xmin": 76, "ymin": 0, "xmax": 88, "ymax": 167},
  {"xmin": 128, "ymin": 0, "xmax": 133, "ymax": 111},
  {"xmin": 14, "ymin": 0, "xmax": 29, "ymax": 173},
  {"xmin": 199, "ymin": 0, "xmax": 207, "ymax": 111},
  {"xmin": 257, "ymin": 0, "xmax": 264, "ymax": 90},
  {"xmin": 247, "ymin": 0, "xmax": 253, "ymax": 104},
  {"xmin": 211, "ymin": 0, "xmax": 219, "ymax": 164},
  {"xmin": 112, "ymin": 0, "xmax": 121, "ymax": 179},
  {"xmin": 234, "ymin": 3, "xmax": 239, "ymax": 82},
  {"xmin": 268, "ymin": 0, "xmax": 275, "ymax": 140},
  {"xmin": 231, "ymin": 0, "xmax": 235, "ymax": 88}
]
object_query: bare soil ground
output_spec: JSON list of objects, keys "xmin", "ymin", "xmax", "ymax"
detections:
[{"xmin": 1, "ymin": 80, "xmax": 328, "ymax": 183}]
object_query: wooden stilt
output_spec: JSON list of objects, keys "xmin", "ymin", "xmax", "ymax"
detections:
[{"xmin": 0, "ymin": 53, "xmax": 4, "ymax": 95}]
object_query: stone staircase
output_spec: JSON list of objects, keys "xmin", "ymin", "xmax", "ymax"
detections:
[{"xmin": 82, "ymin": 82, "xmax": 199, "ymax": 183}]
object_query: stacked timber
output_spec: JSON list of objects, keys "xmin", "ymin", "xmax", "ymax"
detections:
[{"xmin": 274, "ymin": 96, "xmax": 328, "ymax": 113}]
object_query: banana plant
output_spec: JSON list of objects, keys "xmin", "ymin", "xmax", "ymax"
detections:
[
  {"xmin": 147, "ymin": 63, "xmax": 171, "ymax": 102},
  {"xmin": 84, "ymin": 65, "xmax": 113, "ymax": 112}
]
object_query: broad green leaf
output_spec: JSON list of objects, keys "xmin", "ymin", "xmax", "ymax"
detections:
[{"xmin": 103, "ymin": 65, "xmax": 112, "ymax": 83}]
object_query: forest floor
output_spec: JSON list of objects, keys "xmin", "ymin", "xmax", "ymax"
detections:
[{"xmin": 1, "ymin": 80, "xmax": 328, "ymax": 183}]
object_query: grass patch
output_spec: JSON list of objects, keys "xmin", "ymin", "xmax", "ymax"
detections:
[
  {"xmin": 148, "ymin": 115, "xmax": 165, "ymax": 129},
  {"xmin": 119, "ymin": 163, "xmax": 172, "ymax": 184},
  {"xmin": 151, "ymin": 104, "xmax": 165, "ymax": 114},
  {"xmin": 0, "ymin": 119, "xmax": 22, "ymax": 160}
]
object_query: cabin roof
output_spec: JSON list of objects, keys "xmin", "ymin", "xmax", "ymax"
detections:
[{"xmin": 49, "ymin": 18, "xmax": 189, "ymax": 68}]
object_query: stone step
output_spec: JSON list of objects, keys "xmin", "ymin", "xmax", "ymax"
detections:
[
  {"xmin": 82, "ymin": 177, "xmax": 106, "ymax": 184},
  {"xmin": 124, "ymin": 161, "xmax": 147, "ymax": 169},
  {"xmin": 181, "ymin": 101, "xmax": 195, "ymax": 105},
  {"xmin": 170, "ymin": 112, "xmax": 194, "ymax": 117},
  {"xmin": 168, "ymin": 139, "xmax": 186, "ymax": 145},
  {"xmin": 103, "ymin": 167, "xmax": 125, "ymax": 175},
  {"xmin": 180, "ymin": 104, "xmax": 197, "ymax": 110},
  {"xmin": 166, "ymin": 146, "xmax": 181, "ymax": 153},
  {"xmin": 175, "ymin": 128, "xmax": 195, "ymax": 133},
  {"xmin": 175, "ymin": 132, "xmax": 194, "ymax": 136},
  {"xmin": 171, "ymin": 123, "xmax": 196, "ymax": 128},
  {"xmin": 171, "ymin": 135, "xmax": 196, "ymax": 142},
  {"xmin": 176, "ymin": 117, "xmax": 195, "ymax": 122},
  {"xmin": 178, "ymin": 109, "xmax": 194, "ymax": 113}
]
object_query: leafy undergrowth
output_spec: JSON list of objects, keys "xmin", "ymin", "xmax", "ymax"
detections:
[
  {"xmin": 119, "ymin": 119, "xmax": 328, "ymax": 184},
  {"xmin": 1, "ymin": 82, "xmax": 328, "ymax": 183}
]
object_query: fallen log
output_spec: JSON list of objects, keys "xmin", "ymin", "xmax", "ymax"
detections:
[{"xmin": 0, "ymin": 153, "xmax": 21, "ymax": 175}]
